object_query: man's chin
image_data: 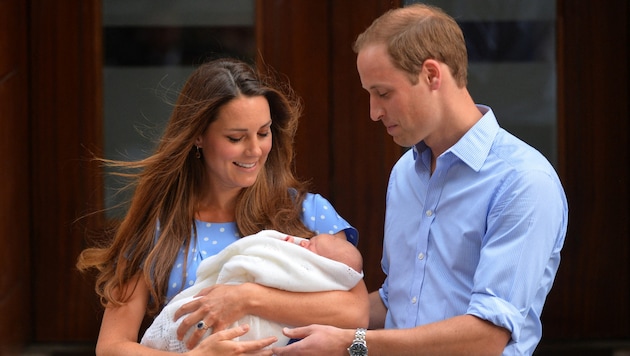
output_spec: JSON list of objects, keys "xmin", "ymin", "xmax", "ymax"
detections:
[{"xmin": 392, "ymin": 135, "xmax": 412, "ymax": 147}]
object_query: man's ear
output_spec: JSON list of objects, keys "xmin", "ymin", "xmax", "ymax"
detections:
[{"xmin": 422, "ymin": 59, "xmax": 441, "ymax": 90}]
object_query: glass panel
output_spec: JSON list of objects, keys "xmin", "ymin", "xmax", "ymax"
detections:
[
  {"xmin": 102, "ymin": 0, "xmax": 256, "ymax": 216},
  {"xmin": 404, "ymin": 0, "xmax": 557, "ymax": 165}
]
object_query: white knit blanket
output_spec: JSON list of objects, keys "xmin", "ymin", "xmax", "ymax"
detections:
[{"xmin": 140, "ymin": 229, "xmax": 363, "ymax": 352}]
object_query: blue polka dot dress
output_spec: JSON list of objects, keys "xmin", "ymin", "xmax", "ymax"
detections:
[{"xmin": 164, "ymin": 193, "xmax": 358, "ymax": 301}]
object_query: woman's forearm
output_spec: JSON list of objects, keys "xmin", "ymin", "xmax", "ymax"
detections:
[
  {"xmin": 96, "ymin": 275, "xmax": 173, "ymax": 355},
  {"xmin": 245, "ymin": 280, "xmax": 369, "ymax": 328}
]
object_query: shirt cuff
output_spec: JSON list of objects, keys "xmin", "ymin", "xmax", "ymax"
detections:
[{"xmin": 467, "ymin": 293, "xmax": 525, "ymax": 343}]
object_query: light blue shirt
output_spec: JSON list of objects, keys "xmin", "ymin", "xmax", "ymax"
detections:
[
  {"xmin": 164, "ymin": 193, "xmax": 358, "ymax": 301},
  {"xmin": 380, "ymin": 105, "xmax": 567, "ymax": 355}
]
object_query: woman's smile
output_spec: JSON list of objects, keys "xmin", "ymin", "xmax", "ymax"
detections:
[
  {"xmin": 196, "ymin": 95, "xmax": 273, "ymax": 191},
  {"xmin": 234, "ymin": 161, "xmax": 257, "ymax": 169}
]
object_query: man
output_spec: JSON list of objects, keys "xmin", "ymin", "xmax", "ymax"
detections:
[{"xmin": 273, "ymin": 3, "xmax": 567, "ymax": 355}]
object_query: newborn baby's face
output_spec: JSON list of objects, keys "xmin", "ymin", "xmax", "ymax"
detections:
[
  {"xmin": 283, "ymin": 233, "xmax": 362, "ymax": 273},
  {"xmin": 283, "ymin": 233, "xmax": 337, "ymax": 256},
  {"xmin": 298, "ymin": 234, "xmax": 348, "ymax": 262}
]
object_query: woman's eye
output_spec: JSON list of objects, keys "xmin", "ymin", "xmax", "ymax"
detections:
[
  {"xmin": 227, "ymin": 136, "xmax": 242, "ymax": 143},
  {"xmin": 258, "ymin": 131, "xmax": 270, "ymax": 138}
]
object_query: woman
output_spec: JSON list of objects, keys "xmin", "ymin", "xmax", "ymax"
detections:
[{"xmin": 77, "ymin": 58, "xmax": 369, "ymax": 355}]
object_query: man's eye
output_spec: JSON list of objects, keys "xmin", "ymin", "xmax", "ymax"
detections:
[{"xmin": 378, "ymin": 92, "xmax": 389, "ymax": 98}]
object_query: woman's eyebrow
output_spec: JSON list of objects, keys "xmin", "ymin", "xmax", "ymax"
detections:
[{"xmin": 224, "ymin": 120, "xmax": 272, "ymax": 132}]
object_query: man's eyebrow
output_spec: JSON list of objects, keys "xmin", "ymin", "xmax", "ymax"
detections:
[{"xmin": 365, "ymin": 84, "xmax": 387, "ymax": 91}]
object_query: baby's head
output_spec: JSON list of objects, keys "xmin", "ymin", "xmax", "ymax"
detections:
[{"xmin": 293, "ymin": 233, "xmax": 363, "ymax": 273}]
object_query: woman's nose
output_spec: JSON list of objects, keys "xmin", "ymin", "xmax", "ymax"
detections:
[{"xmin": 245, "ymin": 140, "xmax": 262, "ymax": 156}]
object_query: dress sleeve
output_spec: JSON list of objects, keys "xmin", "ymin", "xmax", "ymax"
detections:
[{"xmin": 301, "ymin": 193, "xmax": 359, "ymax": 246}]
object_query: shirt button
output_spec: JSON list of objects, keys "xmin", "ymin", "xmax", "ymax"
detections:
[
  {"xmin": 418, "ymin": 252, "xmax": 425, "ymax": 260},
  {"xmin": 411, "ymin": 296, "xmax": 417, "ymax": 304},
  {"xmin": 425, "ymin": 210, "xmax": 433, "ymax": 217}
]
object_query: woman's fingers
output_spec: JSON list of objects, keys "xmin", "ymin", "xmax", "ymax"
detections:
[{"xmin": 193, "ymin": 324, "xmax": 277, "ymax": 356}]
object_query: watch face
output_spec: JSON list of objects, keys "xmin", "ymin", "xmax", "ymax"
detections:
[{"xmin": 349, "ymin": 343, "xmax": 368, "ymax": 356}]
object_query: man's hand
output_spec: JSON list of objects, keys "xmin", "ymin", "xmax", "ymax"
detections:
[{"xmin": 272, "ymin": 325, "xmax": 354, "ymax": 356}]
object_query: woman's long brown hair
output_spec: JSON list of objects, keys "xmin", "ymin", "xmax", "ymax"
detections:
[{"xmin": 77, "ymin": 58, "xmax": 315, "ymax": 316}]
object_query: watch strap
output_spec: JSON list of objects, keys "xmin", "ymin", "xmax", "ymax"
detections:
[{"xmin": 348, "ymin": 328, "xmax": 368, "ymax": 355}]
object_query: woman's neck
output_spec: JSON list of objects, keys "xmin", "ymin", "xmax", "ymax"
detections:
[
  {"xmin": 195, "ymin": 208, "xmax": 235, "ymax": 223},
  {"xmin": 195, "ymin": 188, "xmax": 240, "ymax": 223}
]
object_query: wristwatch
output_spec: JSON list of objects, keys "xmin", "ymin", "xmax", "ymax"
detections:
[{"xmin": 347, "ymin": 328, "xmax": 368, "ymax": 355}]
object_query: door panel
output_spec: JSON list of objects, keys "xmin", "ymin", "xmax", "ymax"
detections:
[
  {"xmin": 542, "ymin": 0, "xmax": 629, "ymax": 340},
  {"xmin": 29, "ymin": 0, "xmax": 104, "ymax": 341},
  {"xmin": 0, "ymin": 0, "xmax": 30, "ymax": 352},
  {"xmin": 257, "ymin": 0, "xmax": 400, "ymax": 293}
]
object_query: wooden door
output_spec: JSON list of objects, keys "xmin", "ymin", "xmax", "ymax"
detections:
[
  {"xmin": 257, "ymin": 0, "xmax": 401, "ymax": 293},
  {"xmin": 28, "ymin": 0, "xmax": 104, "ymax": 343},
  {"xmin": 0, "ymin": 0, "xmax": 31, "ymax": 353},
  {"xmin": 541, "ymin": 0, "xmax": 629, "ymax": 342}
]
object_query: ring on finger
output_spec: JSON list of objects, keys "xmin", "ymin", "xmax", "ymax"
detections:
[{"xmin": 196, "ymin": 320, "xmax": 210, "ymax": 331}]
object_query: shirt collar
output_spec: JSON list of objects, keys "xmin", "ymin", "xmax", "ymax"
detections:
[{"xmin": 411, "ymin": 105, "xmax": 499, "ymax": 172}]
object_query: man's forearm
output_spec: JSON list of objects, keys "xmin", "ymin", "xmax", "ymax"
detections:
[
  {"xmin": 368, "ymin": 291, "xmax": 386, "ymax": 329},
  {"xmin": 366, "ymin": 315, "xmax": 510, "ymax": 356}
]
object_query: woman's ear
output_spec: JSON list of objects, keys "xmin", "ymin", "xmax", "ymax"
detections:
[{"xmin": 194, "ymin": 136, "xmax": 203, "ymax": 147}]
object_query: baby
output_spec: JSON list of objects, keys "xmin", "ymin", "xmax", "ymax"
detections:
[
  {"xmin": 283, "ymin": 233, "xmax": 362, "ymax": 273},
  {"xmin": 140, "ymin": 229, "xmax": 364, "ymax": 352}
]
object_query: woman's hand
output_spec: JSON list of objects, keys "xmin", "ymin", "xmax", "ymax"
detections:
[
  {"xmin": 175, "ymin": 283, "xmax": 257, "ymax": 348},
  {"xmin": 176, "ymin": 279, "xmax": 368, "ymax": 350},
  {"xmin": 187, "ymin": 324, "xmax": 276, "ymax": 356}
]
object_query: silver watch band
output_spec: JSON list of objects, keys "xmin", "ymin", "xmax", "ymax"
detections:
[
  {"xmin": 347, "ymin": 328, "xmax": 368, "ymax": 355},
  {"xmin": 354, "ymin": 328, "xmax": 367, "ymax": 342}
]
